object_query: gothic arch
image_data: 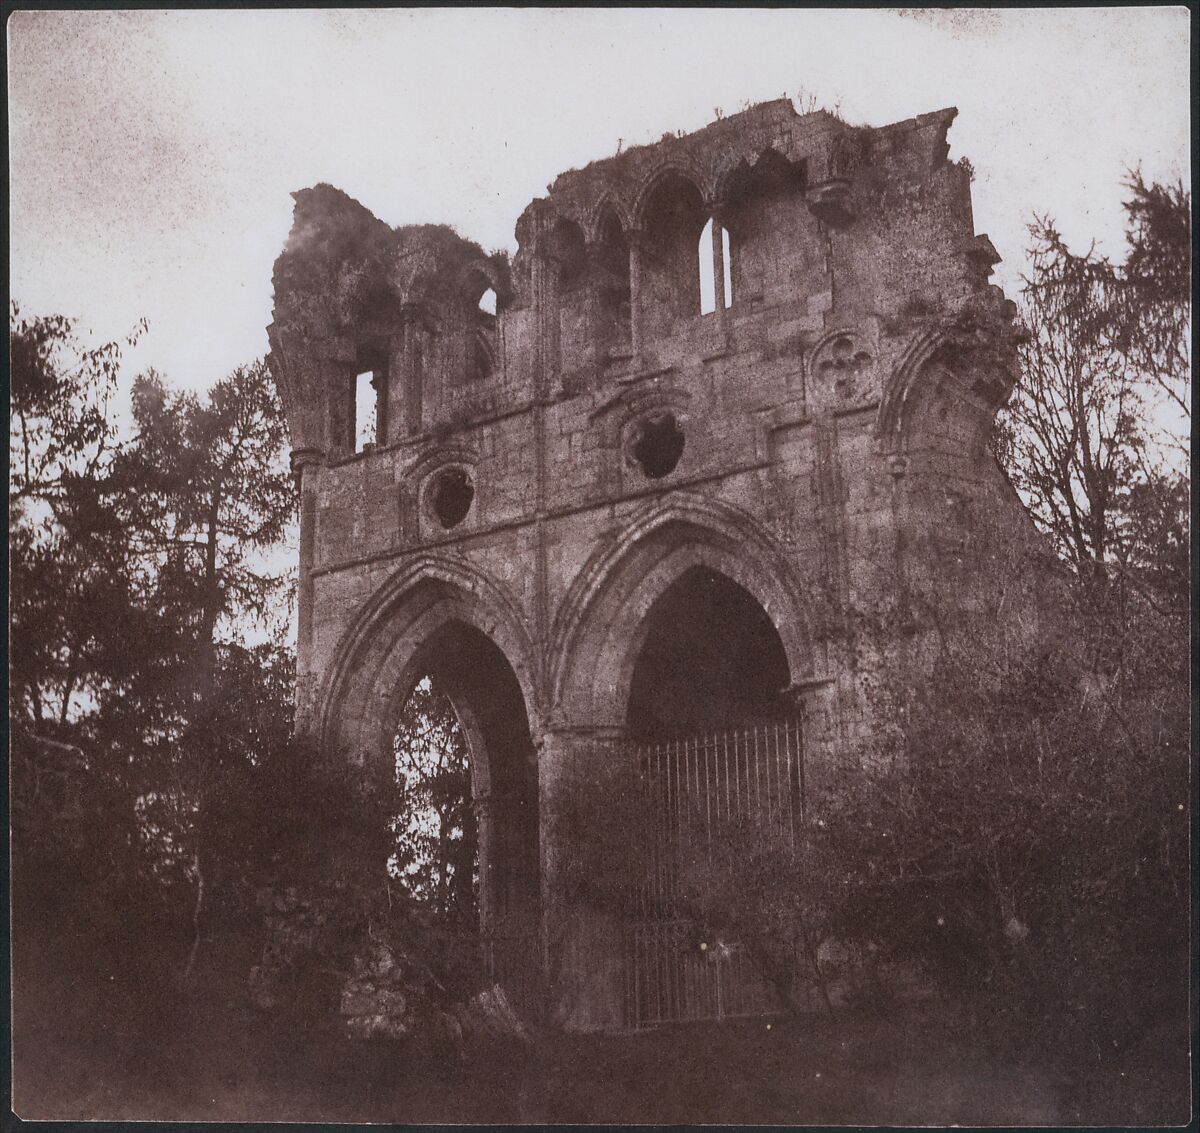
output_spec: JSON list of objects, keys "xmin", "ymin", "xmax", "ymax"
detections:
[
  {"xmin": 876, "ymin": 325, "xmax": 1009, "ymax": 460},
  {"xmin": 319, "ymin": 554, "xmax": 541, "ymax": 780},
  {"xmin": 549, "ymin": 494, "xmax": 816, "ymax": 727},
  {"xmin": 584, "ymin": 195, "xmax": 633, "ymax": 244},
  {"xmin": 711, "ymin": 146, "xmax": 805, "ymax": 211},
  {"xmin": 630, "ymin": 161, "xmax": 710, "ymax": 231},
  {"xmin": 875, "ymin": 327, "xmax": 948, "ymax": 455}
]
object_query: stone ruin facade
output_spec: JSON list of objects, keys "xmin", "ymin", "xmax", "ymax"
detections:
[{"xmin": 267, "ymin": 100, "xmax": 1030, "ymax": 1031}]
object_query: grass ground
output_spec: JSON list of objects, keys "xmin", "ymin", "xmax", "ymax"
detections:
[{"xmin": 13, "ymin": 951, "xmax": 1191, "ymax": 1127}]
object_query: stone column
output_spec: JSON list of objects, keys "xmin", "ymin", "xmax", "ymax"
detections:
[
  {"xmin": 711, "ymin": 215, "xmax": 729, "ymax": 343},
  {"xmin": 474, "ymin": 791, "xmax": 495, "ymax": 932},
  {"xmin": 404, "ymin": 313, "xmax": 426, "ymax": 437},
  {"xmin": 628, "ymin": 231, "xmax": 643, "ymax": 360},
  {"xmin": 324, "ymin": 361, "xmax": 357, "ymax": 460},
  {"xmin": 291, "ymin": 446, "xmax": 324, "ymax": 735},
  {"xmin": 370, "ymin": 369, "xmax": 387, "ymax": 446},
  {"xmin": 539, "ymin": 725, "xmax": 629, "ymax": 1032}
]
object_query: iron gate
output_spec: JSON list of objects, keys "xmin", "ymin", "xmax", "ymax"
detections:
[{"xmin": 621, "ymin": 716, "xmax": 805, "ymax": 1028}]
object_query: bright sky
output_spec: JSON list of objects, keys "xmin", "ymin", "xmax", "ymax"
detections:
[{"xmin": 8, "ymin": 7, "xmax": 1192, "ymax": 397}]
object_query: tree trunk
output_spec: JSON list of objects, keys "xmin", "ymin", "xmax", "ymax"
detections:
[{"xmin": 183, "ymin": 849, "xmax": 205, "ymax": 981}]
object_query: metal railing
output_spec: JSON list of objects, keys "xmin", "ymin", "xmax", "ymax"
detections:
[{"xmin": 621, "ymin": 717, "xmax": 805, "ymax": 1028}]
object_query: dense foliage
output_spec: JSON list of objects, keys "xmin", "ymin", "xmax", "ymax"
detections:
[
  {"xmin": 998, "ymin": 174, "xmax": 1190, "ymax": 584},
  {"xmin": 390, "ymin": 675, "xmax": 478, "ymax": 926},
  {"xmin": 9, "ymin": 306, "xmax": 300, "ymax": 992}
]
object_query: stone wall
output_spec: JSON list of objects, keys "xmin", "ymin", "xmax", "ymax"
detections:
[{"xmin": 267, "ymin": 98, "xmax": 1033, "ymax": 1029}]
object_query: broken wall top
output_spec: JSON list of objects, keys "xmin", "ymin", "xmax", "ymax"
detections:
[
  {"xmin": 520, "ymin": 100, "xmax": 962, "ymax": 241},
  {"xmin": 267, "ymin": 99, "xmax": 1018, "ymax": 464}
]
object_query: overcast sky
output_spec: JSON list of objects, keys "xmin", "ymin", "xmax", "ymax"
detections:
[{"xmin": 9, "ymin": 7, "xmax": 1191, "ymax": 397}]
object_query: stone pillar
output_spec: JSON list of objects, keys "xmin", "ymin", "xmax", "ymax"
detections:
[
  {"xmin": 711, "ymin": 215, "xmax": 729, "ymax": 342},
  {"xmin": 474, "ymin": 792, "xmax": 495, "ymax": 932},
  {"xmin": 539, "ymin": 725, "xmax": 628, "ymax": 1032},
  {"xmin": 628, "ymin": 232, "xmax": 643, "ymax": 360},
  {"xmin": 370, "ymin": 369, "xmax": 387, "ymax": 446},
  {"xmin": 412, "ymin": 321, "xmax": 427, "ymax": 437},
  {"xmin": 529, "ymin": 205, "xmax": 562, "ymax": 397},
  {"xmin": 291, "ymin": 446, "xmax": 324, "ymax": 735},
  {"xmin": 325, "ymin": 361, "xmax": 357, "ymax": 460}
]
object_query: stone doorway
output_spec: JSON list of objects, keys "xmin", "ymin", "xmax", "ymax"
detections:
[
  {"xmin": 391, "ymin": 620, "xmax": 542, "ymax": 1017},
  {"xmin": 622, "ymin": 566, "xmax": 797, "ymax": 1027}
]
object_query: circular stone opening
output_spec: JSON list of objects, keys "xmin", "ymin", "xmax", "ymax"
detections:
[
  {"xmin": 430, "ymin": 468, "xmax": 475, "ymax": 529},
  {"xmin": 631, "ymin": 413, "xmax": 685, "ymax": 479}
]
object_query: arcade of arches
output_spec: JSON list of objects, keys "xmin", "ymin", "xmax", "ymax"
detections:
[{"xmin": 375, "ymin": 561, "xmax": 795, "ymax": 1027}]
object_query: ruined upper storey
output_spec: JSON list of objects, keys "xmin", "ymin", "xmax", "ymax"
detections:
[{"xmin": 268, "ymin": 99, "xmax": 1014, "ymax": 467}]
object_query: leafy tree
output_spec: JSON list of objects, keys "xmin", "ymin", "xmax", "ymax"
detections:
[
  {"xmin": 118, "ymin": 361, "xmax": 296, "ymax": 697},
  {"xmin": 1106, "ymin": 174, "xmax": 1190, "ymax": 427},
  {"xmin": 106, "ymin": 360, "xmax": 297, "ymax": 974},
  {"xmin": 1000, "ymin": 176, "xmax": 1190, "ymax": 582},
  {"xmin": 390, "ymin": 676, "xmax": 478, "ymax": 925},
  {"xmin": 10, "ymin": 300, "xmax": 301, "ymax": 988},
  {"xmin": 9, "ymin": 303, "xmax": 145, "ymax": 513},
  {"xmin": 857, "ymin": 531, "xmax": 1189, "ymax": 1083},
  {"xmin": 9, "ymin": 305, "xmax": 149, "ymax": 729}
]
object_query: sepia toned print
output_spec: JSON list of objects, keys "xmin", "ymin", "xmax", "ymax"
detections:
[{"xmin": 9, "ymin": 8, "xmax": 1190, "ymax": 1125}]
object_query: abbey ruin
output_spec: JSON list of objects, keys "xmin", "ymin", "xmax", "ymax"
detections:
[{"xmin": 267, "ymin": 100, "xmax": 1030, "ymax": 1031}]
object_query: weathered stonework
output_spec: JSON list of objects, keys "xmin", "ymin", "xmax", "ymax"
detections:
[{"xmin": 267, "ymin": 100, "xmax": 1032, "ymax": 1030}]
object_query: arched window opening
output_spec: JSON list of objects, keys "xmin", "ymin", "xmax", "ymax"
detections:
[
  {"xmin": 470, "ymin": 327, "xmax": 495, "ymax": 384},
  {"xmin": 547, "ymin": 218, "xmax": 587, "ymax": 291},
  {"xmin": 640, "ymin": 173, "xmax": 708, "ymax": 337},
  {"xmin": 627, "ymin": 566, "xmax": 791, "ymax": 739},
  {"xmin": 699, "ymin": 220, "xmax": 716, "ymax": 315},
  {"xmin": 595, "ymin": 208, "xmax": 632, "ymax": 357},
  {"xmin": 464, "ymin": 274, "xmax": 499, "ymax": 383},
  {"xmin": 722, "ymin": 150, "xmax": 807, "ymax": 307},
  {"xmin": 354, "ymin": 370, "xmax": 378, "ymax": 452},
  {"xmin": 721, "ymin": 225, "xmax": 733, "ymax": 307},
  {"xmin": 697, "ymin": 220, "xmax": 734, "ymax": 316},
  {"xmin": 390, "ymin": 674, "xmax": 478, "ymax": 926}
]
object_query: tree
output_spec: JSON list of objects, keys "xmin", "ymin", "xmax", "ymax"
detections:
[
  {"xmin": 110, "ymin": 360, "xmax": 297, "ymax": 975},
  {"xmin": 390, "ymin": 676, "xmax": 478, "ymax": 925},
  {"xmin": 118, "ymin": 361, "xmax": 296, "ymax": 696},
  {"xmin": 1110, "ymin": 173, "xmax": 1190, "ymax": 428},
  {"xmin": 1000, "ymin": 176, "xmax": 1190, "ymax": 583},
  {"xmin": 9, "ymin": 304, "xmax": 145, "ymax": 514},
  {"xmin": 856, "ymin": 531, "xmax": 1189, "ymax": 1087},
  {"xmin": 9, "ymin": 305, "xmax": 149, "ymax": 729}
]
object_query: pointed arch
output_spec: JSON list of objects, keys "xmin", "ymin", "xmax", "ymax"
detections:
[
  {"xmin": 876, "ymin": 325, "xmax": 1010, "ymax": 460},
  {"xmin": 319, "ymin": 554, "xmax": 542, "ymax": 776},
  {"xmin": 548, "ymin": 493, "xmax": 818, "ymax": 727},
  {"xmin": 712, "ymin": 146, "xmax": 805, "ymax": 212},
  {"xmin": 584, "ymin": 195, "xmax": 633, "ymax": 244},
  {"xmin": 630, "ymin": 162, "xmax": 709, "ymax": 231}
]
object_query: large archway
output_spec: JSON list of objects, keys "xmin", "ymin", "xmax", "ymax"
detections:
[
  {"xmin": 627, "ymin": 566, "xmax": 791, "ymax": 739},
  {"xmin": 619, "ymin": 563, "xmax": 801, "ymax": 1028},
  {"xmin": 319, "ymin": 560, "xmax": 543, "ymax": 1012},
  {"xmin": 550, "ymin": 494, "xmax": 818, "ymax": 729},
  {"xmin": 389, "ymin": 621, "xmax": 540, "ymax": 1007}
]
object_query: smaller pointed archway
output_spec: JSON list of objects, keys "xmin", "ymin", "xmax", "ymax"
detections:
[{"xmin": 388, "ymin": 620, "xmax": 541, "ymax": 1011}]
